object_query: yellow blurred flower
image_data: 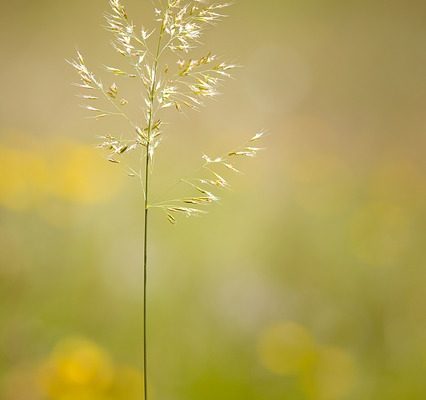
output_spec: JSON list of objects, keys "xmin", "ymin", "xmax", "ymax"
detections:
[
  {"xmin": 302, "ymin": 346, "xmax": 356, "ymax": 400},
  {"xmin": 51, "ymin": 143, "xmax": 120, "ymax": 204},
  {"xmin": 39, "ymin": 338, "xmax": 114, "ymax": 400},
  {"xmin": 258, "ymin": 321, "xmax": 356, "ymax": 400},
  {"xmin": 38, "ymin": 337, "xmax": 144, "ymax": 400},
  {"xmin": 257, "ymin": 321, "xmax": 318, "ymax": 375},
  {"xmin": 0, "ymin": 139, "xmax": 121, "ymax": 213}
]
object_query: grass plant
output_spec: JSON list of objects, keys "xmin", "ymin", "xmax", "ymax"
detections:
[{"xmin": 69, "ymin": 1, "xmax": 265, "ymax": 398}]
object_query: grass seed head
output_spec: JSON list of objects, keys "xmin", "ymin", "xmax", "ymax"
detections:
[{"xmin": 70, "ymin": 0, "xmax": 266, "ymax": 223}]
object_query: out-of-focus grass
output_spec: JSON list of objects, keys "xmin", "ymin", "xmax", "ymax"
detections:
[{"xmin": 1, "ymin": 0, "xmax": 426, "ymax": 399}]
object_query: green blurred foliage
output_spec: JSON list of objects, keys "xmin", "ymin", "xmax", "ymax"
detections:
[{"xmin": 0, "ymin": 0, "xmax": 425, "ymax": 399}]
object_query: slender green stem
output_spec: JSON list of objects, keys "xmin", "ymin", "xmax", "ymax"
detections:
[
  {"xmin": 142, "ymin": 12, "xmax": 167, "ymax": 399},
  {"xmin": 143, "ymin": 141, "xmax": 149, "ymax": 400}
]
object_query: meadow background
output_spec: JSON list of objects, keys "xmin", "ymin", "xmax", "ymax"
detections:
[{"xmin": 1, "ymin": 0, "xmax": 426, "ymax": 399}]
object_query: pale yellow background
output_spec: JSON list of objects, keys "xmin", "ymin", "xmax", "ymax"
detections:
[{"xmin": 0, "ymin": 1, "xmax": 425, "ymax": 399}]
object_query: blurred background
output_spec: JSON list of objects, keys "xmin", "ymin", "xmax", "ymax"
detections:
[{"xmin": 0, "ymin": 0, "xmax": 425, "ymax": 399}]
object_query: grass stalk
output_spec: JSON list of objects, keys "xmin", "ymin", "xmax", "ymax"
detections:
[
  {"xmin": 143, "ymin": 149, "xmax": 149, "ymax": 399},
  {"xmin": 143, "ymin": 18, "xmax": 166, "ymax": 398},
  {"xmin": 69, "ymin": 3, "xmax": 265, "ymax": 399}
]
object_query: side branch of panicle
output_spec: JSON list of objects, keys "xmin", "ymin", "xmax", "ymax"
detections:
[{"xmin": 151, "ymin": 131, "xmax": 266, "ymax": 223}]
